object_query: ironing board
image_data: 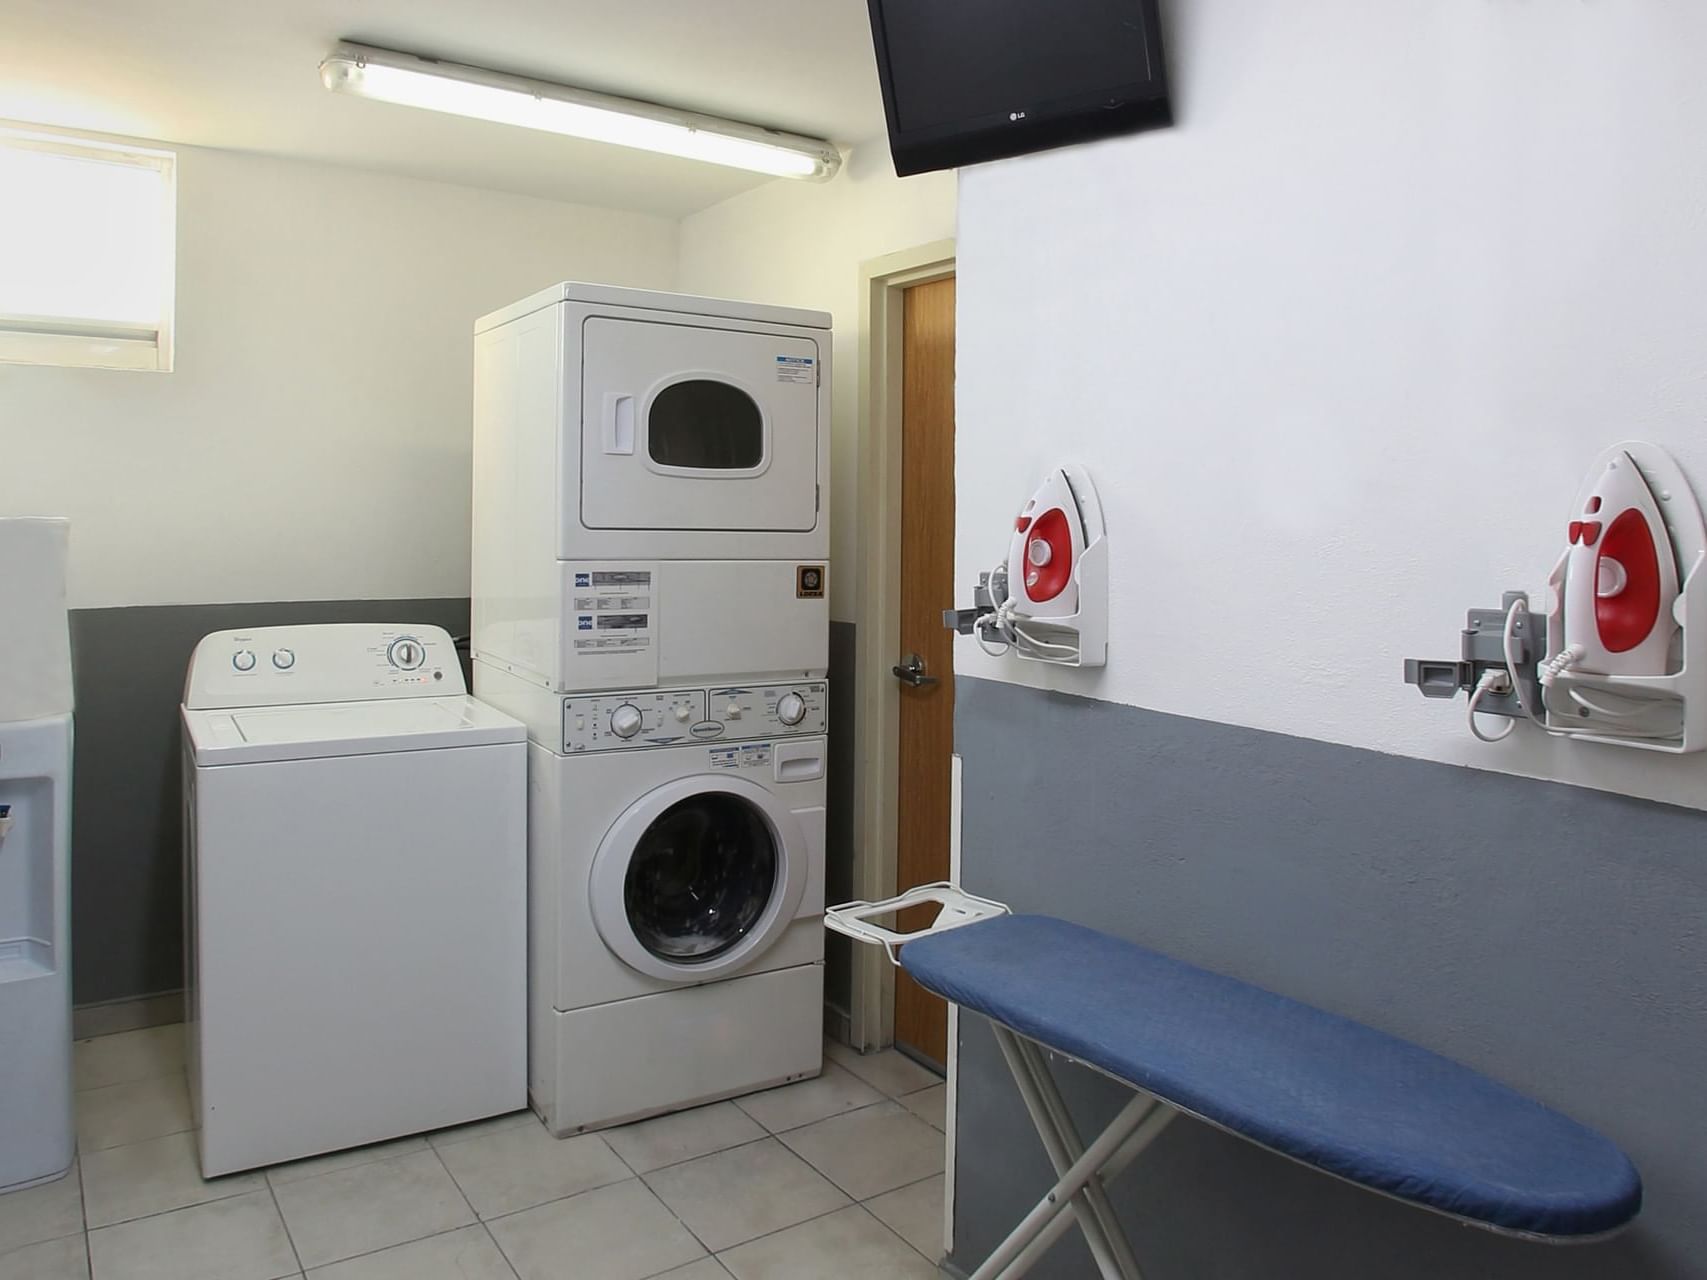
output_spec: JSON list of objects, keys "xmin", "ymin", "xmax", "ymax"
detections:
[{"xmin": 826, "ymin": 887, "xmax": 1641, "ymax": 1280}]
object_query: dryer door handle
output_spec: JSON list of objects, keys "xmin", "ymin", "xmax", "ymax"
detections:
[{"xmin": 602, "ymin": 393, "xmax": 635, "ymax": 455}]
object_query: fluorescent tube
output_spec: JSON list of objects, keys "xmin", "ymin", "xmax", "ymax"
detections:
[{"xmin": 320, "ymin": 43, "xmax": 841, "ymax": 181}]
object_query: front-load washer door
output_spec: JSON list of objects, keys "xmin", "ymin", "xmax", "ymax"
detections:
[
  {"xmin": 578, "ymin": 318, "xmax": 821, "ymax": 533},
  {"xmin": 588, "ymin": 774, "xmax": 809, "ymax": 982}
]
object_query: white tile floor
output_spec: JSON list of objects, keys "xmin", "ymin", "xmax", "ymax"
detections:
[{"xmin": 0, "ymin": 1026, "xmax": 948, "ymax": 1280}]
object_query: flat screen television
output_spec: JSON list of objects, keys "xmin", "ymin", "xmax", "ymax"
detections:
[{"xmin": 866, "ymin": 0, "xmax": 1170, "ymax": 177}]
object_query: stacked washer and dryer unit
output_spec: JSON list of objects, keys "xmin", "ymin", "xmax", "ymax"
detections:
[{"xmin": 471, "ymin": 283, "xmax": 832, "ymax": 1134}]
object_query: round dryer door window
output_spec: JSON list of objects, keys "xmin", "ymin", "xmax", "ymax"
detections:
[{"xmin": 624, "ymin": 793, "xmax": 778, "ymax": 963}]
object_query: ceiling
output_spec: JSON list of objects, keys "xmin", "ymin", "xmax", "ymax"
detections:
[{"xmin": 0, "ymin": 0, "xmax": 889, "ymax": 218}]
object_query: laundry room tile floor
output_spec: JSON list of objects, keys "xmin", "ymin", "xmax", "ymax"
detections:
[{"xmin": 0, "ymin": 1028, "xmax": 949, "ymax": 1280}]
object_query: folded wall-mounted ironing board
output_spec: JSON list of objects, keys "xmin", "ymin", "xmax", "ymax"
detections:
[{"xmin": 826, "ymin": 886, "xmax": 1642, "ymax": 1280}]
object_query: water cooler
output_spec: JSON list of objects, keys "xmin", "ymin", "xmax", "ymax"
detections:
[{"xmin": 0, "ymin": 517, "xmax": 74, "ymax": 1192}]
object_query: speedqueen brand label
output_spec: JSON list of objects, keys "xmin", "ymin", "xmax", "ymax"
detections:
[{"xmin": 796, "ymin": 565, "xmax": 826, "ymax": 599}]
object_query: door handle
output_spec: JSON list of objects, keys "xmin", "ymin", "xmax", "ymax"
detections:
[
  {"xmin": 892, "ymin": 653, "xmax": 939, "ymax": 688},
  {"xmin": 602, "ymin": 392, "xmax": 634, "ymax": 455}
]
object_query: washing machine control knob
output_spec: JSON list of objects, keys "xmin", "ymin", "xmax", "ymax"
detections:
[
  {"xmin": 725, "ymin": 702, "xmax": 743, "ymax": 719},
  {"xmin": 388, "ymin": 637, "xmax": 425, "ymax": 670},
  {"xmin": 673, "ymin": 705, "xmax": 692, "ymax": 723},
  {"xmin": 232, "ymin": 649, "xmax": 256, "ymax": 672},
  {"xmin": 776, "ymin": 692, "xmax": 807, "ymax": 726},
  {"xmin": 610, "ymin": 704, "xmax": 644, "ymax": 739},
  {"xmin": 272, "ymin": 648, "xmax": 295, "ymax": 671}
]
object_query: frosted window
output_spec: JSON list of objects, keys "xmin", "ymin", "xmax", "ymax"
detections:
[{"xmin": 0, "ymin": 132, "xmax": 175, "ymax": 371}]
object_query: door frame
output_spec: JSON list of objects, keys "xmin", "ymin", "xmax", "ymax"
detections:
[{"xmin": 849, "ymin": 239, "xmax": 956, "ymax": 1051}]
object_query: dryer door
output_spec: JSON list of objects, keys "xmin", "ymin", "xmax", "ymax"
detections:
[
  {"xmin": 578, "ymin": 318, "xmax": 821, "ymax": 534},
  {"xmin": 588, "ymin": 774, "xmax": 809, "ymax": 982}
]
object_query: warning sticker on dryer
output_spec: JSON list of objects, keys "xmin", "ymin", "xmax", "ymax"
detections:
[{"xmin": 775, "ymin": 355, "xmax": 816, "ymax": 384}]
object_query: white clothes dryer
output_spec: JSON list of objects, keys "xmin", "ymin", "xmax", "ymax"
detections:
[
  {"xmin": 471, "ymin": 282, "xmax": 831, "ymax": 695},
  {"xmin": 182, "ymin": 625, "xmax": 527, "ymax": 1176},
  {"xmin": 490, "ymin": 665, "xmax": 828, "ymax": 1135}
]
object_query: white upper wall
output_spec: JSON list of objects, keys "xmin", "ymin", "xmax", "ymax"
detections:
[
  {"xmin": 954, "ymin": 1, "xmax": 1707, "ymax": 810},
  {"xmin": 0, "ymin": 141, "xmax": 677, "ymax": 609},
  {"xmin": 678, "ymin": 143, "xmax": 957, "ymax": 618}
]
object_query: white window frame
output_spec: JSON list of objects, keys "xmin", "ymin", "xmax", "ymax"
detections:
[{"xmin": 0, "ymin": 130, "xmax": 177, "ymax": 373}]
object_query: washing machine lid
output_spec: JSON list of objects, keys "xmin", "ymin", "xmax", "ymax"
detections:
[{"xmin": 183, "ymin": 695, "xmax": 523, "ymax": 765}]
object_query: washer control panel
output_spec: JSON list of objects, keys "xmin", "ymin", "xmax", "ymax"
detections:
[
  {"xmin": 562, "ymin": 689, "xmax": 707, "ymax": 753},
  {"xmin": 709, "ymin": 683, "xmax": 829, "ymax": 739},
  {"xmin": 184, "ymin": 624, "xmax": 463, "ymax": 710}
]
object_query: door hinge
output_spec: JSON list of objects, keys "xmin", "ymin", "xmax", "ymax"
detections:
[
  {"xmin": 816, "ymin": 362, "xmax": 822, "ymax": 387},
  {"xmin": 815, "ymin": 483, "xmax": 821, "ymax": 513}
]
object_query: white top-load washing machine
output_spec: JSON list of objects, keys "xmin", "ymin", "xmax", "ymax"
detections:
[
  {"xmin": 470, "ymin": 282, "xmax": 832, "ymax": 694},
  {"xmin": 181, "ymin": 624, "xmax": 527, "ymax": 1176},
  {"xmin": 510, "ymin": 681, "xmax": 828, "ymax": 1134}
]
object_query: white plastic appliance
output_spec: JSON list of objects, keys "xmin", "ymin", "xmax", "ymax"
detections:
[
  {"xmin": 181, "ymin": 624, "xmax": 527, "ymax": 1176},
  {"xmin": 1538, "ymin": 442, "xmax": 1707, "ymax": 750},
  {"xmin": 0, "ymin": 518, "xmax": 74, "ymax": 1194},
  {"xmin": 478, "ymin": 664, "xmax": 826, "ymax": 1133},
  {"xmin": 471, "ymin": 282, "xmax": 832, "ymax": 694},
  {"xmin": 962, "ymin": 464, "xmax": 1108, "ymax": 667}
]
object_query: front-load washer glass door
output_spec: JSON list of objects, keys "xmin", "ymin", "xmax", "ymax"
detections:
[
  {"xmin": 578, "ymin": 318, "xmax": 820, "ymax": 533},
  {"xmin": 589, "ymin": 775, "xmax": 810, "ymax": 982},
  {"xmin": 626, "ymin": 793, "xmax": 777, "ymax": 963}
]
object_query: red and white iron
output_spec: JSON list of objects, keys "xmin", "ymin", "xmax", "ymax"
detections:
[
  {"xmin": 969, "ymin": 464, "xmax": 1107, "ymax": 667},
  {"xmin": 1560, "ymin": 450, "xmax": 1681, "ymax": 677},
  {"xmin": 1541, "ymin": 441, "xmax": 1707, "ymax": 752},
  {"xmin": 1007, "ymin": 467, "xmax": 1093, "ymax": 620}
]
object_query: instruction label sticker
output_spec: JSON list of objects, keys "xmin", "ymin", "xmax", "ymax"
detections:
[{"xmin": 776, "ymin": 355, "xmax": 815, "ymax": 384}]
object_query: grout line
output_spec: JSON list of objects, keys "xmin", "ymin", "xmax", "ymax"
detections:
[
  {"xmin": 479, "ymin": 1220, "xmax": 524, "ymax": 1280},
  {"xmin": 703, "ymin": 1201, "xmax": 856, "ymax": 1267},
  {"xmin": 78, "ymin": 1149, "xmax": 95, "ymax": 1279},
  {"xmin": 429, "ymin": 1141, "xmax": 483, "ymax": 1224},
  {"xmin": 860, "ymin": 1168, "xmax": 946, "ymax": 1204},
  {"xmin": 274, "ymin": 1220, "xmax": 479, "ymax": 1275},
  {"xmin": 264, "ymin": 1176, "xmax": 307, "ymax": 1278},
  {"xmin": 855, "ymin": 1198, "xmax": 942, "ymax": 1267}
]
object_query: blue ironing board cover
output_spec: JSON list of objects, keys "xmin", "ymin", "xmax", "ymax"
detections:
[{"xmin": 902, "ymin": 914, "xmax": 1641, "ymax": 1239}]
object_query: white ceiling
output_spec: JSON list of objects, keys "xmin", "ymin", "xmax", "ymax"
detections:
[{"xmin": 0, "ymin": 0, "xmax": 889, "ymax": 218}]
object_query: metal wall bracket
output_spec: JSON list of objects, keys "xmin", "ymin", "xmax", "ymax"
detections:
[{"xmin": 1403, "ymin": 590, "xmax": 1547, "ymax": 719}]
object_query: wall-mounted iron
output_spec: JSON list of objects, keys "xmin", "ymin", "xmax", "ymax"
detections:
[
  {"xmin": 1405, "ymin": 441, "xmax": 1707, "ymax": 752},
  {"xmin": 945, "ymin": 464, "xmax": 1107, "ymax": 667}
]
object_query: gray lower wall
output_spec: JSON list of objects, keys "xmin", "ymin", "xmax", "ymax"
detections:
[
  {"xmin": 68, "ymin": 599, "xmax": 471, "ymax": 1006},
  {"xmin": 949, "ymin": 676, "xmax": 1707, "ymax": 1279}
]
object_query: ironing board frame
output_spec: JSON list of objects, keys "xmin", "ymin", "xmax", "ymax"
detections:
[{"xmin": 973, "ymin": 1023, "xmax": 1173, "ymax": 1279}]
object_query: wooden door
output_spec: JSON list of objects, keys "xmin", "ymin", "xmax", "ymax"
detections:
[{"xmin": 893, "ymin": 275, "xmax": 956, "ymax": 1068}]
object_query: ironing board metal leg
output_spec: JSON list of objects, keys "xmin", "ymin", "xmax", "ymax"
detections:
[
  {"xmin": 1010, "ymin": 1035, "xmax": 1146, "ymax": 1280},
  {"xmin": 967, "ymin": 1081, "xmax": 1156, "ymax": 1280},
  {"xmin": 992, "ymin": 1105, "xmax": 1176, "ymax": 1279},
  {"xmin": 983, "ymin": 1025, "xmax": 1151, "ymax": 1280}
]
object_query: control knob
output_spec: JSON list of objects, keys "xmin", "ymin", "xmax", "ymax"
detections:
[
  {"xmin": 610, "ymin": 704, "xmax": 644, "ymax": 739},
  {"xmin": 388, "ymin": 637, "xmax": 425, "ymax": 670},
  {"xmin": 232, "ymin": 649, "xmax": 256, "ymax": 672},
  {"xmin": 272, "ymin": 648, "xmax": 295, "ymax": 670},
  {"xmin": 776, "ymin": 692, "xmax": 807, "ymax": 726}
]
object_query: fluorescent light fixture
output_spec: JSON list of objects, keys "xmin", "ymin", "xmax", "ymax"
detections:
[{"xmin": 320, "ymin": 43, "xmax": 841, "ymax": 181}]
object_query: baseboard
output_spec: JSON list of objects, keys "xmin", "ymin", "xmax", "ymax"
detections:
[{"xmin": 73, "ymin": 990, "xmax": 184, "ymax": 1040}]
